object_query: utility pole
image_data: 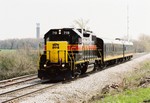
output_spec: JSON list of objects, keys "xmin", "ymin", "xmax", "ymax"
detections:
[{"xmin": 127, "ymin": 0, "xmax": 129, "ymax": 41}]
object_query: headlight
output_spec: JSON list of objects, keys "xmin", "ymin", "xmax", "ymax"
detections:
[
  {"xmin": 44, "ymin": 64, "xmax": 46, "ymax": 67},
  {"xmin": 62, "ymin": 64, "xmax": 65, "ymax": 67}
]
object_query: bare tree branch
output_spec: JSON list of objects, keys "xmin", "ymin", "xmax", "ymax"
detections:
[{"xmin": 71, "ymin": 18, "xmax": 90, "ymax": 30}]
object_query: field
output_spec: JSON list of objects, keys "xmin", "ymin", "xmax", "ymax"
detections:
[
  {"xmin": 93, "ymin": 60, "xmax": 150, "ymax": 103},
  {"xmin": 0, "ymin": 49, "xmax": 38, "ymax": 80}
]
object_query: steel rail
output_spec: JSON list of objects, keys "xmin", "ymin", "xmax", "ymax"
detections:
[
  {"xmin": 0, "ymin": 82, "xmax": 41, "ymax": 96},
  {"xmin": 0, "ymin": 74, "xmax": 37, "ymax": 84},
  {"xmin": 1, "ymin": 82, "xmax": 61, "ymax": 103},
  {"xmin": 0, "ymin": 76, "xmax": 38, "ymax": 88}
]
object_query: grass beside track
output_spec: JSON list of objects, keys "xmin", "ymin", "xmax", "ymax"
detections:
[
  {"xmin": 0, "ymin": 49, "xmax": 38, "ymax": 80},
  {"xmin": 93, "ymin": 60, "xmax": 150, "ymax": 103},
  {"xmin": 98, "ymin": 88, "xmax": 150, "ymax": 103}
]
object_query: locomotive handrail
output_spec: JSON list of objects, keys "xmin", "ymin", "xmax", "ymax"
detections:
[
  {"xmin": 98, "ymin": 49, "xmax": 103, "ymax": 64},
  {"xmin": 57, "ymin": 50, "xmax": 67, "ymax": 63},
  {"xmin": 68, "ymin": 53, "xmax": 73, "ymax": 70},
  {"xmin": 70, "ymin": 48, "xmax": 76, "ymax": 71},
  {"xmin": 49, "ymin": 51, "xmax": 50, "ymax": 61},
  {"xmin": 64, "ymin": 50, "xmax": 66, "ymax": 63},
  {"xmin": 82, "ymin": 44, "xmax": 84, "ymax": 61},
  {"xmin": 89, "ymin": 45, "xmax": 91, "ymax": 61},
  {"xmin": 45, "ymin": 50, "xmax": 51, "ymax": 61},
  {"xmin": 97, "ymin": 49, "xmax": 102, "ymax": 57},
  {"xmin": 70, "ymin": 47, "xmax": 75, "ymax": 61}
]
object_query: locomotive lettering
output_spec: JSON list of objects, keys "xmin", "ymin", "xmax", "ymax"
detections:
[{"xmin": 52, "ymin": 43, "xmax": 59, "ymax": 49}]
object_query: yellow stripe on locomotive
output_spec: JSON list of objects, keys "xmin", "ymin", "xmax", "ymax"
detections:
[{"xmin": 46, "ymin": 41, "xmax": 68, "ymax": 63}]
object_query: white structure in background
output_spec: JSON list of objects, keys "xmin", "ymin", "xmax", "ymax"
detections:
[{"xmin": 36, "ymin": 23, "xmax": 40, "ymax": 39}]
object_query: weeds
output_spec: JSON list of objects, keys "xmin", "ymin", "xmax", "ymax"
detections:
[
  {"xmin": 98, "ymin": 88, "xmax": 150, "ymax": 103},
  {"xmin": 93, "ymin": 59, "xmax": 150, "ymax": 103},
  {"xmin": 0, "ymin": 49, "xmax": 38, "ymax": 80}
]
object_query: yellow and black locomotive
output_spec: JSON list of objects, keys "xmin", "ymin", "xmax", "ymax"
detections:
[{"xmin": 38, "ymin": 28, "xmax": 134, "ymax": 80}]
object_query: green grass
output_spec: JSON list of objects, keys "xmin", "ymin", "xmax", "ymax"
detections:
[
  {"xmin": 0, "ymin": 49, "xmax": 16, "ymax": 53},
  {"xmin": 98, "ymin": 88, "xmax": 150, "ymax": 103},
  {"xmin": 94, "ymin": 60, "xmax": 150, "ymax": 103},
  {"xmin": 123, "ymin": 61, "xmax": 150, "ymax": 88}
]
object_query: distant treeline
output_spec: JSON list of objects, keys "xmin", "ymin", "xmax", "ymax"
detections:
[
  {"xmin": 132, "ymin": 34, "xmax": 150, "ymax": 52},
  {"xmin": 0, "ymin": 34, "xmax": 150, "ymax": 52},
  {"xmin": 0, "ymin": 38, "xmax": 44, "ymax": 49}
]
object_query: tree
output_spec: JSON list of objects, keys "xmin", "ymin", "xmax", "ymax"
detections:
[
  {"xmin": 71, "ymin": 18, "xmax": 90, "ymax": 30},
  {"xmin": 138, "ymin": 34, "xmax": 150, "ymax": 52},
  {"xmin": 0, "ymin": 38, "xmax": 43, "ymax": 50},
  {"xmin": 132, "ymin": 34, "xmax": 150, "ymax": 53},
  {"xmin": 132, "ymin": 40, "xmax": 144, "ymax": 53}
]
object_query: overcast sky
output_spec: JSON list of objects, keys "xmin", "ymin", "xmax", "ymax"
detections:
[{"xmin": 0, "ymin": 0, "xmax": 150, "ymax": 40}]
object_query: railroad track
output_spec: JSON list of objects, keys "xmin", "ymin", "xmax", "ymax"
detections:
[
  {"xmin": 0, "ymin": 53, "xmax": 146, "ymax": 103},
  {"xmin": 0, "ymin": 80, "xmax": 60, "ymax": 103},
  {"xmin": 0, "ymin": 74, "xmax": 38, "ymax": 88},
  {"xmin": 0, "ymin": 64, "xmax": 134, "ymax": 103},
  {"xmin": 0, "ymin": 71, "xmax": 95, "ymax": 103}
]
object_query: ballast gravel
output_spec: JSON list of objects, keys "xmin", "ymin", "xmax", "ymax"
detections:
[{"xmin": 21, "ymin": 53, "xmax": 150, "ymax": 103}]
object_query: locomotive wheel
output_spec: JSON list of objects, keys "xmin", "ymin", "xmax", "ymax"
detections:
[
  {"xmin": 93, "ymin": 61, "xmax": 98, "ymax": 71},
  {"xmin": 74, "ymin": 67, "xmax": 81, "ymax": 78},
  {"xmin": 81, "ymin": 65, "xmax": 88, "ymax": 74},
  {"xmin": 93, "ymin": 60, "xmax": 102, "ymax": 71}
]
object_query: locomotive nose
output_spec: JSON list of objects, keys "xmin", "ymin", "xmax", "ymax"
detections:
[{"xmin": 46, "ymin": 41, "xmax": 68, "ymax": 63}]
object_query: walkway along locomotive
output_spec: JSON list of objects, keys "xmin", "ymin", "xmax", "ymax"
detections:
[{"xmin": 38, "ymin": 28, "xmax": 134, "ymax": 80}]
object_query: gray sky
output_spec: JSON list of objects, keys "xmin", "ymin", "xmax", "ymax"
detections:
[{"xmin": 0, "ymin": 0, "xmax": 150, "ymax": 40}]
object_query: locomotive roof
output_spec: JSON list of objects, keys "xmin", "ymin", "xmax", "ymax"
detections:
[
  {"xmin": 123, "ymin": 40, "xmax": 133, "ymax": 45},
  {"xmin": 98, "ymin": 37, "xmax": 133, "ymax": 45},
  {"xmin": 44, "ymin": 28, "xmax": 82, "ymax": 39},
  {"xmin": 100, "ymin": 38, "xmax": 123, "ymax": 45}
]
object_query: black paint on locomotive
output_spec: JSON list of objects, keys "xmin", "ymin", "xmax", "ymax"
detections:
[{"xmin": 38, "ymin": 28, "xmax": 134, "ymax": 80}]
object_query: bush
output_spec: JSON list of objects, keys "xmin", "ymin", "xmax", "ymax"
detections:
[{"xmin": 0, "ymin": 49, "xmax": 38, "ymax": 80}]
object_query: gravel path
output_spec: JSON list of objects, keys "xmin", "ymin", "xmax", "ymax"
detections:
[{"xmin": 21, "ymin": 53, "xmax": 150, "ymax": 103}]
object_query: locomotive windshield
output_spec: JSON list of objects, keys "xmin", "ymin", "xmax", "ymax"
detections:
[{"xmin": 47, "ymin": 34, "xmax": 71, "ymax": 42}]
